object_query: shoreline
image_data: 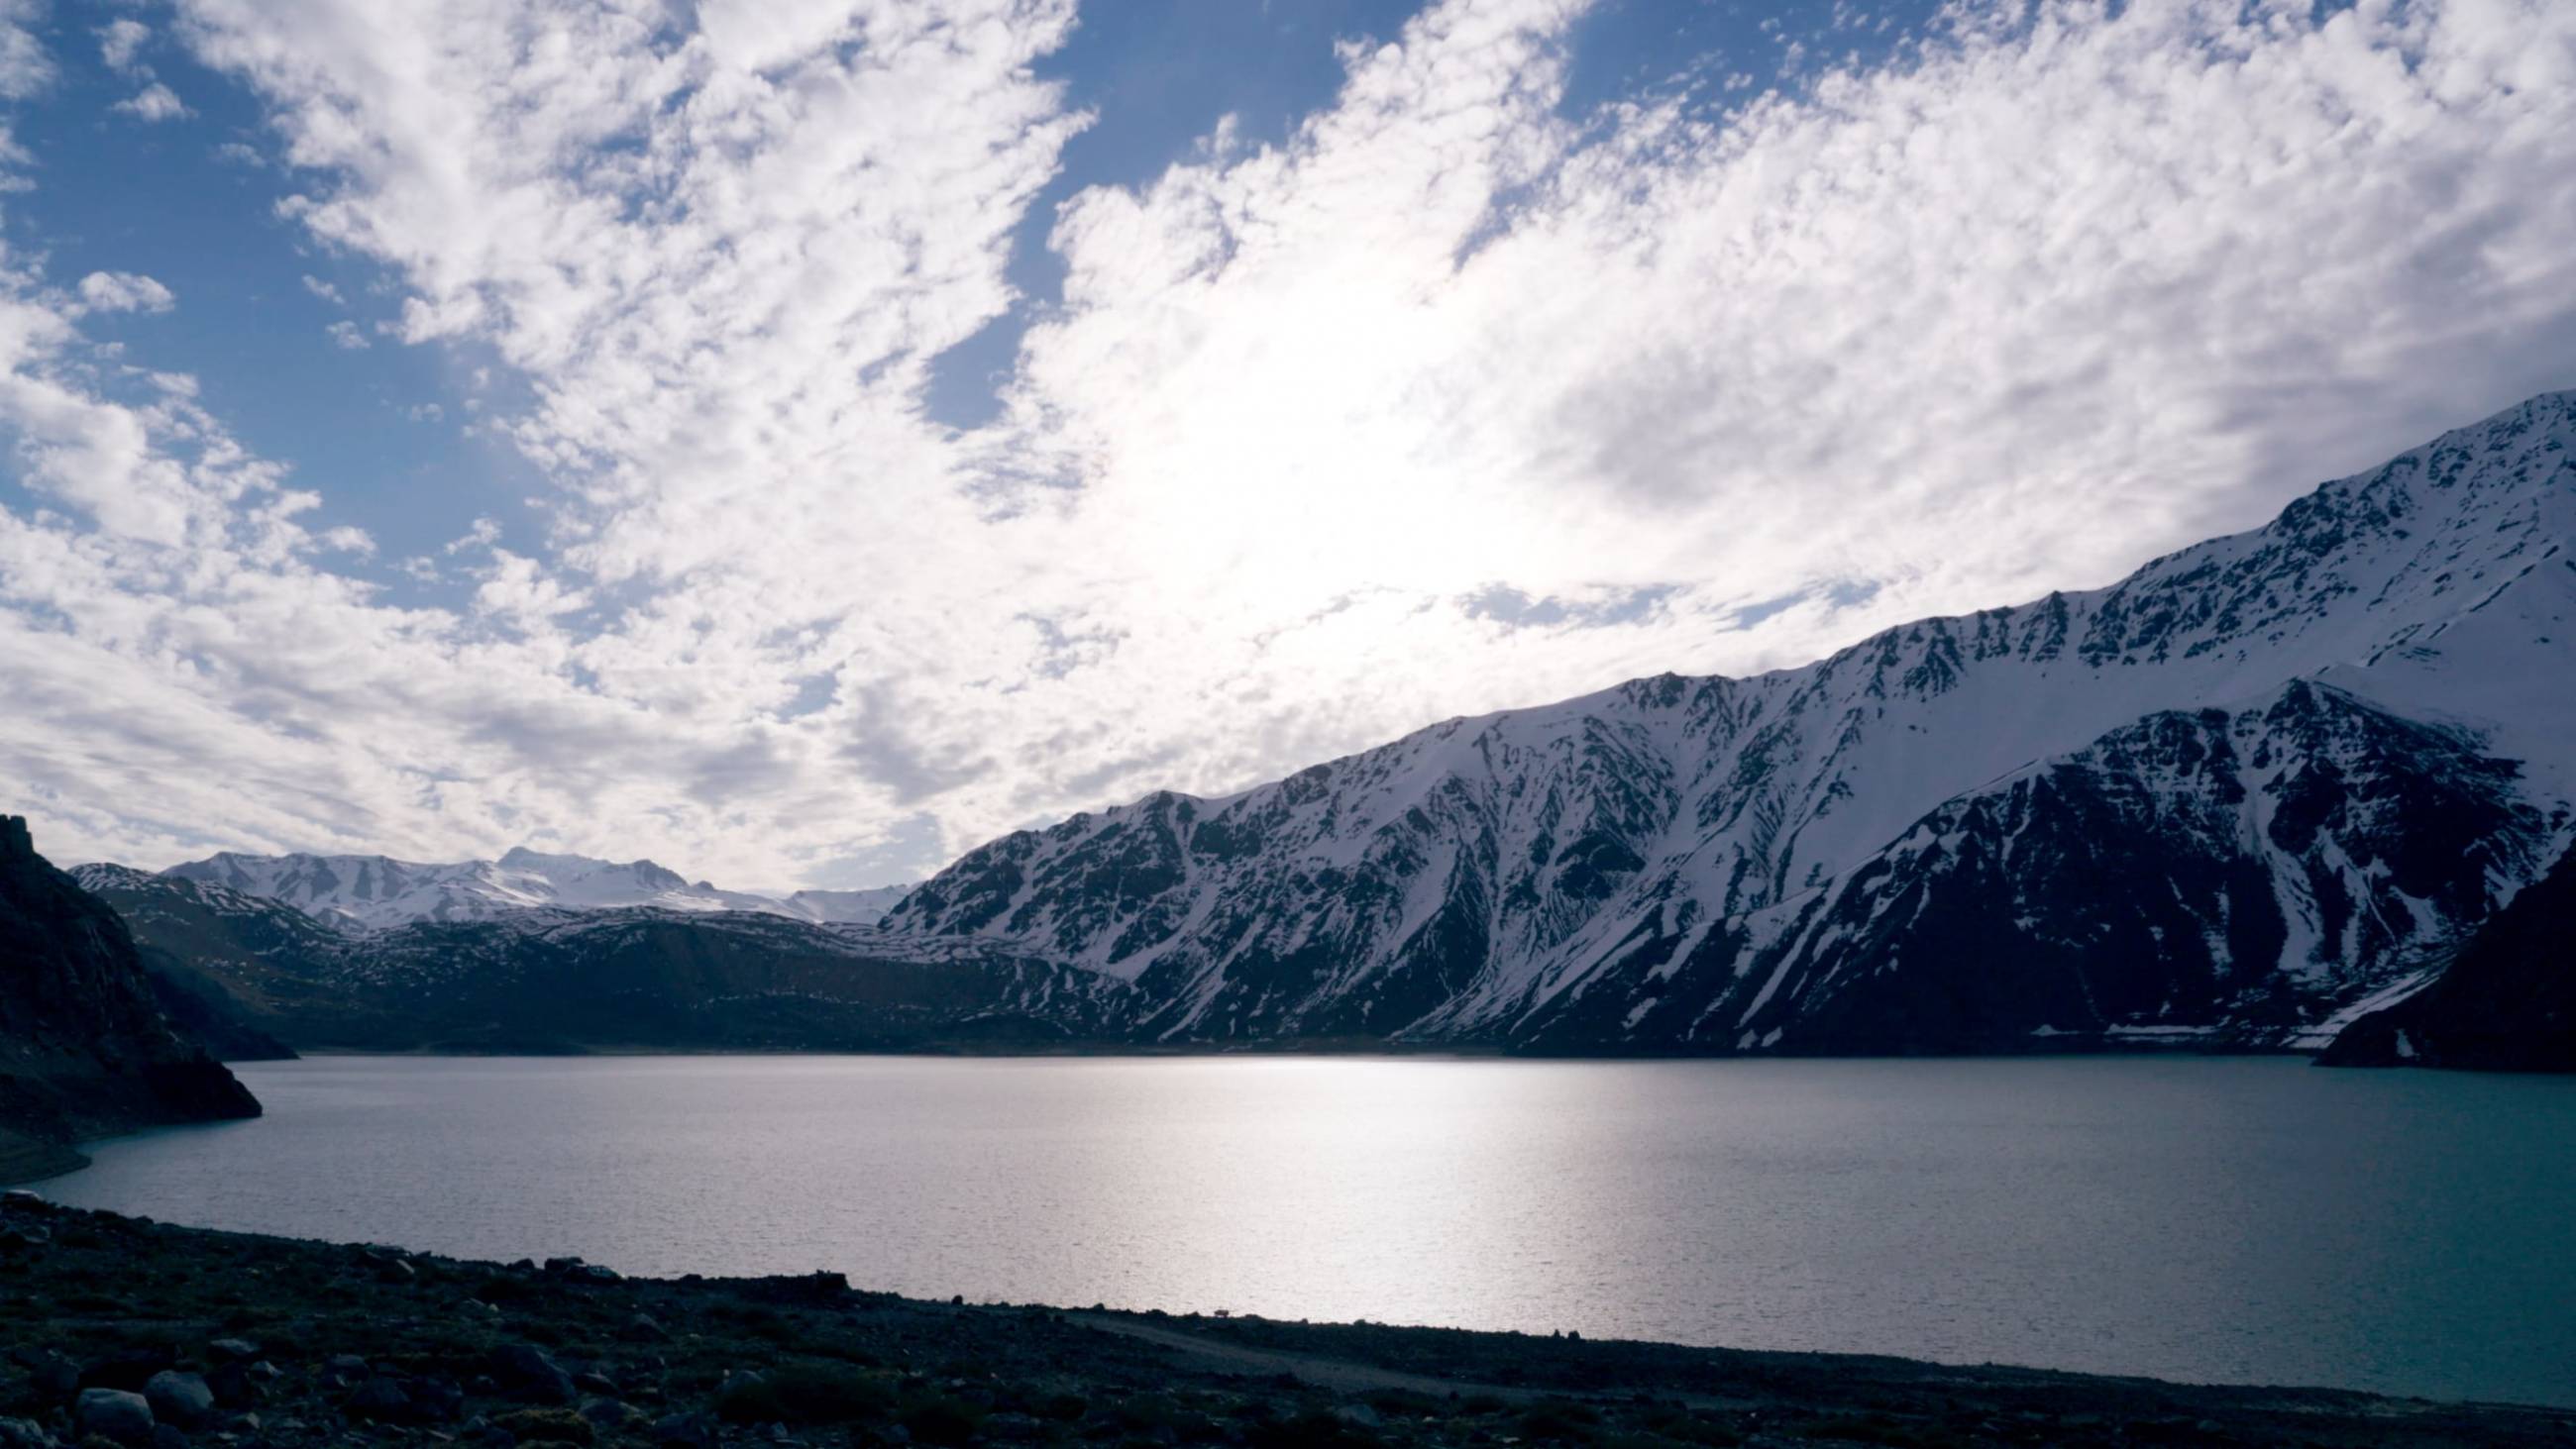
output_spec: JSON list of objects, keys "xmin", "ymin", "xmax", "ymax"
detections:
[
  {"xmin": 0, "ymin": 1195, "xmax": 2566, "ymax": 1447},
  {"xmin": 195, "ymin": 1038, "xmax": 2324, "ymax": 1062},
  {"xmin": 0, "ymin": 1129, "xmax": 84, "ymax": 1188}
]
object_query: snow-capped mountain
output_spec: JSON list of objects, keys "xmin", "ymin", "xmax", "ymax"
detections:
[
  {"xmin": 771, "ymin": 885, "xmax": 916, "ymax": 925},
  {"xmin": 160, "ymin": 846, "xmax": 914, "ymax": 931},
  {"xmin": 886, "ymin": 391, "xmax": 2576, "ymax": 1051}
]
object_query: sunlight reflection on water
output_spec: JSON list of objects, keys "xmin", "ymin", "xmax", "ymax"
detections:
[{"xmin": 45, "ymin": 1054, "xmax": 2576, "ymax": 1406}]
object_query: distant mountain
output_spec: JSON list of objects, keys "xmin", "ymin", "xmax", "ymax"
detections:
[
  {"xmin": 2318, "ymin": 846, "xmax": 2576, "ymax": 1071},
  {"xmin": 160, "ymin": 846, "xmax": 915, "ymax": 930},
  {"xmin": 67, "ymin": 865, "xmax": 325, "ymax": 1062},
  {"xmin": 72, "ymin": 868, "xmax": 1124, "ymax": 1054},
  {"xmin": 888, "ymin": 391, "xmax": 2576, "ymax": 1054},
  {"xmin": 773, "ymin": 885, "xmax": 916, "ymax": 925},
  {"xmin": 0, "ymin": 817, "xmax": 260, "ymax": 1183}
]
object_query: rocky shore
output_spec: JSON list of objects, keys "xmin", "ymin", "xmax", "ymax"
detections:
[{"xmin": 0, "ymin": 1193, "xmax": 2564, "ymax": 1449}]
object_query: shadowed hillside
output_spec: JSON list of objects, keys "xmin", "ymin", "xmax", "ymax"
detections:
[{"xmin": 0, "ymin": 816, "xmax": 260, "ymax": 1184}]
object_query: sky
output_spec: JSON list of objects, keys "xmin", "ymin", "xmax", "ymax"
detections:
[{"xmin": 1, "ymin": 0, "xmax": 2572, "ymax": 892}]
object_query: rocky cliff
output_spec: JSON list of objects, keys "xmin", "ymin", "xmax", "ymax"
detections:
[{"xmin": 0, "ymin": 816, "xmax": 261, "ymax": 1182}]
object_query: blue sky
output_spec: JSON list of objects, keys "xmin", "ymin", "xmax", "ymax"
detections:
[
  {"xmin": 2, "ymin": 2, "xmax": 541, "ymax": 606},
  {"xmin": 1, "ymin": 0, "xmax": 2571, "ymax": 890}
]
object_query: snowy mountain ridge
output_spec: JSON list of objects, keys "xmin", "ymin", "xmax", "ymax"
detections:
[
  {"xmin": 159, "ymin": 846, "xmax": 915, "ymax": 931},
  {"xmin": 885, "ymin": 390, "xmax": 2576, "ymax": 1050}
]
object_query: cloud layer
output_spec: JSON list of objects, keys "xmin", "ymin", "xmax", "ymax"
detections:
[{"xmin": 3, "ymin": 0, "xmax": 2574, "ymax": 888}]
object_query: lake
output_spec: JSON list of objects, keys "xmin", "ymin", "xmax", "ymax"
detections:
[{"xmin": 41, "ymin": 1054, "xmax": 2576, "ymax": 1406}]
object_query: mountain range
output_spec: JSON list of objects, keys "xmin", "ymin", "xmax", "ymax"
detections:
[
  {"xmin": 885, "ymin": 390, "xmax": 2575, "ymax": 1055},
  {"xmin": 159, "ymin": 846, "xmax": 913, "ymax": 930},
  {"xmin": 66, "ymin": 864, "xmax": 1119, "ymax": 1054},
  {"xmin": 54, "ymin": 391, "xmax": 2576, "ymax": 1064}
]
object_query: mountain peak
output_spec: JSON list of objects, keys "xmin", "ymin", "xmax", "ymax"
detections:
[{"xmin": 886, "ymin": 392, "xmax": 2576, "ymax": 1050}]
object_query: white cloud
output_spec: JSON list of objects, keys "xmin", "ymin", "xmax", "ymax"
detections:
[
  {"xmin": 75, "ymin": 270, "xmax": 175, "ymax": 314},
  {"xmin": 316, "ymin": 524, "xmax": 373, "ymax": 555},
  {"xmin": 472, "ymin": 547, "xmax": 588, "ymax": 624},
  {"xmin": 98, "ymin": 19, "xmax": 152, "ymax": 74},
  {"xmin": 300, "ymin": 273, "xmax": 343, "ymax": 306},
  {"xmin": 3, "ymin": 0, "xmax": 2571, "ymax": 891},
  {"xmin": 443, "ymin": 515, "xmax": 500, "ymax": 554},
  {"xmin": 0, "ymin": 0, "xmax": 50, "ymax": 101},
  {"xmin": 112, "ymin": 80, "xmax": 189, "ymax": 121},
  {"xmin": 323, "ymin": 318, "xmax": 367, "ymax": 349}
]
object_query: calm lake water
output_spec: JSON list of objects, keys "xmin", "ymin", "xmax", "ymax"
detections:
[{"xmin": 42, "ymin": 1055, "xmax": 2576, "ymax": 1406}]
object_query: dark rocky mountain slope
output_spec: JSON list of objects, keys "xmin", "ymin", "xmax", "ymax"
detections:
[
  {"xmin": 2317, "ymin": 846, "xmax": 2576, "ymax": 1070},
  {"xmin": 0, "ymin": 817, "xmax": 260, "ymax": 1183}
]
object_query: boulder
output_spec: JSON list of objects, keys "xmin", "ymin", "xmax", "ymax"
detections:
[
  {"xmin": 74, "ymin": 1388, "xmax": 155, "ymax": 1446},
  {"xmin": 542, "ymin": 1256, "xmax": 619, "ymax": 1284},
  {"xmin": 345, "ymin": 1378, "xmax": 414, "ymax": 1423},
  {"xmin": 489, "ymin": 1343, "xmax": 576, "ymax": 1404},
  {"xmin": 412, "ymin": 1377, "xmax": 466, "ymax": 1421},
  {"xmin": 649, "ymin": 1411, "xmax": 717, "ymax": 1449},
  {"xmin": 141, "ymin": 1373, "xmax": 214, "ymax": 1429},
  {"xmin": 620, "ymin": 1312, "xmax": 670, "ymax": 1342}
]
